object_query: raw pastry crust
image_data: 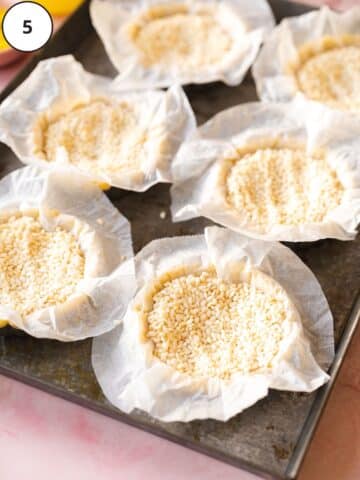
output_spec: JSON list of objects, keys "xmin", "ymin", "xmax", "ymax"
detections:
[
  {"xmin": 137, "ymin": 263, "xmax": 298, "ymax": 380},
  {"xmin": 287, "ymin": 35, "xmax": 360, "ymax": 110},
  {"xmin": 218, "ymin": 138, "xmax": 344, "ymax": 231},
  {"xmin": 126, "ymin": 3, "xmax": 232, "ymax": 71}
]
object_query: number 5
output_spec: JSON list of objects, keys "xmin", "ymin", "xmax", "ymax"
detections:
[{"xmin": 23, "ymin": 19, "xmax": 32, "ymax": 34}]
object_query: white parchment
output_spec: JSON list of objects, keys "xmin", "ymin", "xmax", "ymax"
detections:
[
  {"xmin": 252, "ymin": 6, "xmax": 360, "ymax": 105},
  {"xmin": 171, "ymin": 100, "xmax": 360, "ymax": 242},
  {"xmin": 92, "ymin": 226, "xmax": 333, "ymax": 422},
  {"xmin": 0, "ymin": 166, "xmax": 136, "ymax": 341},
  {"xmin": 0, "ymin": 55, "xmax": 196, "ymax": 192},
  {"xmin": 90, "ymin": 0, "xmax": 275, "ymax": 88}
]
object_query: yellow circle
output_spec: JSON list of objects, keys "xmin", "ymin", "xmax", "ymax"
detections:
[
  {"xmin": 37, "ymin": 0, "xmax": 83, "ymax": 16},
  {"xmin": 0, "ymin": 8, "xmax": 10, "ymax": 51}
]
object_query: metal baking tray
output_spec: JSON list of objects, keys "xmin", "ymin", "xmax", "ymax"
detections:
[{"xmin": 0, "ymin": 1, "xmax": 359, "ymax": 479}]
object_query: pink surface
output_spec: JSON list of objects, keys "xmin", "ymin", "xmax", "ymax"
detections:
[
  {"xmin": 0, "ymin": 375, "xmax": 256, "ymax": 480},
  {"xmin": 0, "ymin": 324, "xmax": 359, "ymax": 480},
  {"xmin": 0, "ymin": 0, "xmax": 359, "ymax": 479}
]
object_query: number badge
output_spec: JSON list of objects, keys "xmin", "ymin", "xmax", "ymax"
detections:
[{"xmin": 2, "ymin": 1, "xmax": 53, "ymax": 52}]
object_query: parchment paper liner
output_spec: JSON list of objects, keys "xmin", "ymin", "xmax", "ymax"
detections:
[
  {"xmin": 92, "ymin": 226, "xmax": 333, "ymax": 422},
  {"xmin": 171, "ymin": 100, "xmax": 360, "ymax": 242},
  {"xmin": 252, "ymin": 6, "xmax": 360, "ymax": 108},
  {"xmin": 90, "ymin": 0, "xmax": 275, "ymax": 88},
  {"xmin": 0, "ymin": 55, "xmax": 196, "ymax": 192},
  {"xmin": 0, "ymin": 166, "xmax": 136, "ymax": 341}
]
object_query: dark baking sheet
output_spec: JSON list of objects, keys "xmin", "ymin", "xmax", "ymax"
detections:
[{"xmin": 0, "ymin": 1, "xmax": 359, "ymax": 479}]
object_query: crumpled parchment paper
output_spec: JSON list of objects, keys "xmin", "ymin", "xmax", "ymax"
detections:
[
  {"xmin": 0, "ymin": 55, "xmax": 196, "ymax": 191},
  {"xmin": 171, "ymin": 100, "xmax": 360, "ymax": 242},
  {"xmin": 90, "ymin": 0, "xmax": 275, "ymax": 88},
  {"xmin": 0, "ymin": 166, "xmax": 136, "ymax": 341},
  {"xmin": 92, "ymin": 226, "xmax": 333, "ymax": 422},
  {"xmin": 252, "ymin": 6, "xmax": 360, "ymax": 106}
]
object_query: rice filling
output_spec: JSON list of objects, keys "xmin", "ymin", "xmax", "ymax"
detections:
[
  {"xmin": 127, "ymin": 4, "xmax": 232, "ymax": 70},
  {"xmin": 34, "ymin": 98, "xmax": 151, "ymax": 178},
  {"xmin": 142, "ymin": 268, "xmax": 293, "ymax": 379},
  {"xmin": 224, "ymin": 146, "xmax": 344, "ymax": 229},
  {"xmin": 290, "ymin": 36, "xmax": 360, "ymax": 111},
  {"xmin": 0, "ymin": 213, "xmax": 85, "ymax": 317}
]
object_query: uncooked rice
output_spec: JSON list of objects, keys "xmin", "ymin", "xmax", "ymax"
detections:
[
  {"xmin": 142, "ymin": 267, "xmax": 293, "ymax": 380},
  {"xmin": 223, "ymin": 146, "xmax": 344, "ymax": 229},
  {"xmin": 34, "ymin": 98, "xmax": 155, "ymax": 178},
  {"xmin": 127, "ymin": 4, "xmax": 232, "ymax": 70},
  {"xmin": 0, "ymin": 212, "xmax": 85, "ymax": 317},
  {"xmin": 289, "ymin": 35, "xmax": 360, "ymax": 111}
]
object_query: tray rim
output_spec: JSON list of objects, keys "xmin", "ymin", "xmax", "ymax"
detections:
[{"xmin": 0, "ymin": 1, "xmax": 359, "ymax": 479}]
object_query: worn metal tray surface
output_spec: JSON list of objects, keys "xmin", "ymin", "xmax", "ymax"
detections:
[{"xmin": 0, "ymin": 1, "xmax": 359, "ymax": 479}]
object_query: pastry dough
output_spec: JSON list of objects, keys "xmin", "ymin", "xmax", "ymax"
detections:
[
  {"xmin": 92, "ymin": 227, "xmax": 333, "ymax": 422},
  {"xmin": 170, "ymin": 101, "xmax": 360, "ymax": 241},
  {"xmin": 253, "ymin": 7, "xmax": 360, "ymax": 111},
  {"xmin": 0, "ymin": 166, "xmax": 135, "ymax": 340},
  {"xmin": 90, "ymin": 0, "xmax": 275, "ymax": 87},
  {"xmin": 0, "ymin": 55, "xmax": 196, "ymax": 192}
]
